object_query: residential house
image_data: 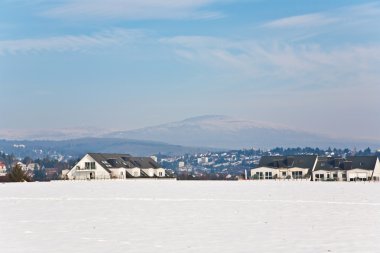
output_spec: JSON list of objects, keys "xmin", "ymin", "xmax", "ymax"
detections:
[
  {"xmin": 67, "ymin": 153, "xmax": 166, "ymax": 180},
  {"xmin": 251, "ymin": 155, "xmax": 318, "ymax": 180},
  {"xmin": 313, "ymin": 156, "xmax": 380, "ymax": 181},
  {"xmin": 312, "ymin": 157, "xmax": 349, "ymax": 181}
]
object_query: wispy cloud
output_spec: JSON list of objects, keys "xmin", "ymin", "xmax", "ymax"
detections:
[
  {"xmin": 263, "ymin": 2, "xmax": 380, "ymax": 29},
  {"xmin": 0, "ymin": 28, "xmax": 144, "ymax": 55},
  {"xmin": 263, "ymin": 13, "xmax": 338, "ymax": 28},
  {"xmin": 42, "ymin": 0, "xmax": 222, "ymax": 20},
  {"xmin": 161, "ymin": 35, "xmax": 380, "ymax": 89}
]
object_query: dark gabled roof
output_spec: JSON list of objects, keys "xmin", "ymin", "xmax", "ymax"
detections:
[
  {"xmin": 346, "ymin": 156, "xmax": 378, "ymax": 170},
  {"xmin": 87, "ymin": 153, "xmax": 160, "ymax": 170},
  {"xmin": 87, "ymin": 153, "xmax": 132, "ymax": 171},
  {"xmin": 314, "ymin": 156, "xmax": 378, "ymax": 171},
  {"xmin": 124, "ymin": 157, "xmax": 160, "ymax": 169},
  {"xmin": 258, "ymin": 155, "xmax": 317, "ymax": 169},
  {"xmin": 314, "ymin": 157, "xmax": 348, "ymax": 171}
]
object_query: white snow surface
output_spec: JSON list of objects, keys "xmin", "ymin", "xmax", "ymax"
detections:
[{"xmin": 1, "ymin": 180, "xmax": 380, "ymax": 253}]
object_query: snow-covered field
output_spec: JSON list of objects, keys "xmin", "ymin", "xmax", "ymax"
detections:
[{"xmin": 1, "ymin": 180, "xmax": 380, "ymax": 253}]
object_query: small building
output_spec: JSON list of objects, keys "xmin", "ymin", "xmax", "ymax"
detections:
[
  {"xmin": 251, "ymin": 155, "xmax": 318, "ymax": 180},
  {"xmin": 45, "ymin": 168, "xmax": 60, "ymax": 180},
  {"xmin": 67, "ymin": 153, "xmax": 166, "ymax": 180},
  {"xmin": 26, "ymin": 163, "xmax": 40, "ymax": 171},
  {"xmin": 0, "ymin": 161, "xmax": 7, "ymax": 176}
]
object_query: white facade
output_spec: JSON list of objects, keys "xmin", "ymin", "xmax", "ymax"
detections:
[
  {"xmin": 313, "ymin": 170, "xmax": 347, "ymax": 181},
  {"xmin": 154, "ymin": 168, "xmax": 166, "ymax": 177},
  {"xmin": 142, "ymin": 168, "xmax": 155, "ymax": 177},
  {"xmin": 251, "ymin": 167, "xmax": 311, "ymax": 180},
  {"xmin": 67, "ymin": 154, "xmax": 111, "ymax": 180},
  {"xmin": 347, "ymin": 169, "xmax": 372, "ymax": 181},
  {"xmin": 126, "ymin": 167, "xmax": 141, "ymax": 178}
]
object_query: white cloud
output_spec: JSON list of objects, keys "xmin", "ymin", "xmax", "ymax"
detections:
[
  {"xmin": 0, "ymin": 28, "xmax": 144, "ymax": 55},
  {"xmin": 161, "ymin": 35, "xmax": 380, "ymax": 89},
  {"xmin": 263, "ymin": 2, "xmax": 380, "ymax": 29},
  {"xmin": 42, "ymin": 0, "xmax": 222, "ymax": 20},
  {"xmin": 264, "ymin": 13, "xmax": 338, "ymax": 28}
]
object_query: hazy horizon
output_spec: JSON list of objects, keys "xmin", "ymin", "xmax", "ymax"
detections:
[{"xmin": 1, "ymin": 1, "xmax": 380, "ymax": 141}]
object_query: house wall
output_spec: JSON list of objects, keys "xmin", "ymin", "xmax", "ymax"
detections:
[
  {"xmin": 142, "ymin": 168, "xmax": 155, "ymax": 177},
  {"xmin": 251, "ymin": 167, "xmax": 310, "ymax": 180},
  {"xmin": 251, "ymin": 167, "xmax": 278, "ymax": 179},
  {"xmin": 110, "ymin": 168, "xmax": 126, "ymax": 179},
  {"xmin": 372, "ymin": 158, "xmax": 380, "ymax": 180},
  {"xmin": 346, "ymin": 169, "xmax": 372, "ymax": 181},
  {"xmin": 154, "ymin": 168, "xmax": 166, "ymax": 177},
  {"xmin": 288, "ymin": 167, "xmax": 310, "ymax": 179},
  {"xmin": 126, "ymin": 168, "xmax": 141, "ymax": 177},
  {"xmin": 313, "ymin": 170, "xmax": 346, "ymax": 181},
  {"xmin": 67, "ymin": 154, "xmax": 111, "ymax": 180}
]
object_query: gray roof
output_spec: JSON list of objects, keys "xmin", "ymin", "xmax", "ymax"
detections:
[
  {"xmin": 88, "ymin": 153, "xmax": 160, "ymax": 170},
  {"xmin": 346, "ymin": 156, "xmax": 378, "ymax": 170},
  {"xmin": 314, "ymin": 156, "xmax": 378, "ymax": 171},
  {"xmin": 258, "ymin": 155, "xmax": 317, "ymax": 169},
  {"xmin": 314, "ymin": 157, "xmax": 348, "ymax": 171}
]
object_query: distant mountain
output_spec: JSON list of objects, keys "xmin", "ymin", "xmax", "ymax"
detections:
[
  {"xmin": 0, "ymin": 138, "xmax": 211, "ymax": 159},
  {"xmin": 104, "ymin": 115, "xmax": 379, "ymax": 149},
  {"xmin": 0, "ymin": 127, "xmax": 110, "ymax": 141}
]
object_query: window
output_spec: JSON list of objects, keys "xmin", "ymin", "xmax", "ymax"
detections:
[
  {"xmin": 327, "ymin": 174, "xmax": 330, "ymax": 179},
  {"xmin": 159, "ymin": 172, "xmax": 163, "ymax": 177},
  {"xmin": 256, "ymin": 172, "xmax": 264, "ymax": 180},
  {"xmin": 85, "ymin": 162, "xmax": 95, "ymax": 170},
  {"xmin": 282, "ymin": 171, "xmax": 286, "ymax": 176},
  {"xmin": 292, "ymin": 171, "xmax": 302, "ymax": 179},
  {"xmin": 265, "ymin": 172, "xmax": 272, "ymax": 179},
  {"xmin": 333, "ymin": 174, "xmax": 338, "ymax": 178}
]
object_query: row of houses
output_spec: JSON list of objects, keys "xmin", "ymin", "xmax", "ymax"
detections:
[
  {"xmin": 65, "ymin": 153, "xmax": 166, "ymax": 180},
  {"xmin": 251, "ymin": 155, "xmax": 380, "ymax": 181}
]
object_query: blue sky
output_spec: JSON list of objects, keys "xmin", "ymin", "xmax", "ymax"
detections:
[{"xmin": 1, "ymin": 0, "xmax": 380, "ymax": 140}]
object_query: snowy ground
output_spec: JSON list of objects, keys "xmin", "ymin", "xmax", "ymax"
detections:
[{"xmin": 1, "ymin": 180, "xmax": 380, "ymax": 253}]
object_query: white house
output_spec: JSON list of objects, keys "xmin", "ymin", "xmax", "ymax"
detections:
[
  {"xmin": 251, "ymin": 155, "xmax": 318, "ymax": 180},
  {"xmin": 67, "ymin": 153, "xmax": 166, "ymax": 180},
  {"xmin": 312, "ymin": 156, "xmax": 380, "ymax": 181},
  {"xmin": 312, "ymin": 157, "xmax": 349, "ymax": 181}
]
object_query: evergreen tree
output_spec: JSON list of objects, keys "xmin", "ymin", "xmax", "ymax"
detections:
[{"xmin": 8, "ymin": 164, "xmax": 30, "ymax": 182}]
